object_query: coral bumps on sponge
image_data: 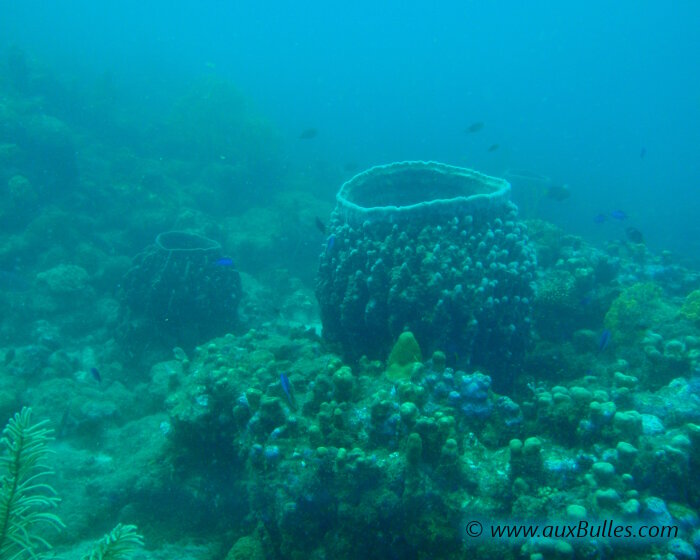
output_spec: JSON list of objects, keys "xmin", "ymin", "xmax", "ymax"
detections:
[{"xmin": 386, "ymin": 331, "xmax": 423, "ymax": 381}]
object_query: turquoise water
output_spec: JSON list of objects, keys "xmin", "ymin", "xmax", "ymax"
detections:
[{"xmin": 0, "ymin": 3, "xmax": 699, "ymax": 559}]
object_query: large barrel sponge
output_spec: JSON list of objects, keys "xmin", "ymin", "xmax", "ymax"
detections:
[
  {"xmin": 316, "ymin": 161, "xmax": 536, "ymax": 387},
  {"xmin": 121, "ymin": 231, "xmax": 242, "ymax": 349}
]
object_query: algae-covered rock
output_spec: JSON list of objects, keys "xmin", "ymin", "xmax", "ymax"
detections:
[
  {"xmin": 1, "ymin": 174, "xmax": 38, "ymax": 227},
  {"xmin": 591, "ymin": 461, "xmax": 616, "ymax": 485},
  {"xmin": 435, "ymin": 437, "xmax": 461, "ymax": 485},
  {"xmin": 431, "ymin": 350, "xmax": 447, "ymax": 372},
  {"xmin": 595, "ymin": 488, "xmax": 621, "ymax": 509},
  {"xmin": 258, "ymin": 396, "xmax": 286, "ymax": 430},
  {"xmin": 332, "ymin": 366, "xmax": 354, "ymax": 402},
  {"xmin": 405, "ymin": 432, "xmax": 423, "ymax": 466},
  {"xmin": 604, "ymin": 282, "xmax": 675, "ymax": 345},
  {"xmin": 386, "ymin": 331, "xmax": 422, "ymax": 381},
  {"xmin": 565, "ymin": 504, "xmax": 587, "ymax": 520},
  {"xmin": 668, "ymin": 538, "xmax": 697, "ymax": 560},
  {"xmin": 523, "ymin": 436, "xmax": 542, "ymax": 455},
  {"xmin": 37, "ymin": 264, "xmax": 89, "ymax": 294},
  {"xmin": 399, "ymin": 401, "xmax": 419, "ymax": 426},
  {"xmin": 369, "ymin": 396, "xmax": 401, "ymax": 447},
  {"xmin": 521, "ymin": 538, "xmax": 574, "ymax": 560},
  {"xmin": 510, "ymin": 437, "xmax": 544, "ymax": 481},
  {"xmin": 681, "ymin": 289, "xmax": 700, "ymax": 324},
  {"xmin": 226, "ymin": 535, "xmax": 265, "ymax": 560},
  {"xmin": 245, "ymin": 388, "xmax": 263, "ymax": 412},
  {"xmin": 509, "ymin": 438, "xmax": 523, "ymax": 457},
  {"xmin": 616, "ymin": 441, "xmax": 638, "ymax": 470}
]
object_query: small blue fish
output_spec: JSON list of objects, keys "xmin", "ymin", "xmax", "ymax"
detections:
[
  {"xmin": 214, "ymin": 257, "xmax": 234, "ymax": 267},
  {"xmin": 610, "ymin": 210, "xmax": 627, "ymax": 221},
  {"xmin": 280, "ymin": 372, "xmax": 297, "ymax": 410},
  {"xmin": 326, "ymin": 234, "xmax": 336, "ymax": 253},
  {"xmin": 598, "ymin": 329, "xmax": 611, "ymax": 352},
  {"xmin": 593, "ymin": 213, "xmax": 607, "ymax": 224},
  {"xmin": 90, "ymin": 367, "xmax": 102, "ymax": 383},
  {"xmin": 640, "ymin": 147, "xmax": 646, "ymax": 159}
]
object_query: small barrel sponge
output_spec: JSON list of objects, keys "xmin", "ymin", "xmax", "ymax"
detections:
[
  {"xmin": 121, "ymin": 231, "xmax": 242, "ymax": 347},
  {"xmin": 316, "ymin": 161, "xmax": 536, "ymax": 388}
]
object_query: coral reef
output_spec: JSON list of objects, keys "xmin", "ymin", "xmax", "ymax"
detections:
[
  {"xmin": 135, "ymin": 316, "xmax": 700, "ymax": 559},
  {"xmin": 4, "ymin": 51, "xmax": 700, "ymax": 560}
]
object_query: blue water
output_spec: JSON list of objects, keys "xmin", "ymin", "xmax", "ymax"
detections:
[{"xmin": 2, "ymin": 1, "xmax": 699, "ymax": 258}]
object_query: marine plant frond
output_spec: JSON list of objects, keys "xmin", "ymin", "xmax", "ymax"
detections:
[
  {"xmin": 0, "ymin": 407, "xmax": 64, "ymax": 560},
  {"xmin": 81, "ymin": 524, "xmax": 144, "ymax": 560}
]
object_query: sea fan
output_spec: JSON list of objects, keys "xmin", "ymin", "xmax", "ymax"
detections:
[
  {"xmin": 81, "ymin": 524, "xmax": 144, "ymax": 560},
  {"xmin": 0, "ymin": 407, "xmax": 64, "ymax": 560}
]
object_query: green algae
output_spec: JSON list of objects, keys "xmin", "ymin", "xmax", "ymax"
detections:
[
  {"xmin": 604, "ymin": 282, "xmax": 673, "ymax": 344},
  {"xmin": 681, "ymin": 289, "xmax": 700, "ymax": 324},
  {"xmin": 386, "ymin": 331, "xmax": 423, "ymax": 381}
]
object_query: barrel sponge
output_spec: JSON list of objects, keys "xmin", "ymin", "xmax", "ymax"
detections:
[
  {"xmin": 120, "ymin": 231, "xmax": 242, "ymax": 348},
  {"xmin": 316, "ymin": 161, "xmax": 536, "ymax": 389},
  {"xmin": 335, "ymin": 161, "xmax": 511, "ymax": 226}
]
